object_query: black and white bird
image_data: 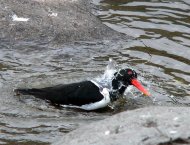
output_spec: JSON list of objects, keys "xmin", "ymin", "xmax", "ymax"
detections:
[{"xmin": 14, "ymin": 68, "xmax": 150, "ymax": 111}]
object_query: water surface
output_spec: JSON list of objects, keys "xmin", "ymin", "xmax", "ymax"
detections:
[
  {"xmin": 94, "ymin": 0, "xmax": 190, "ymax": 104},
  {"xmin": 0, "ymin": 0, "xmax": 190, "ymax": 144}
]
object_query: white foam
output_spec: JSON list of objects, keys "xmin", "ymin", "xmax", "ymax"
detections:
[
  {"xmin": 12, "ymin": 14, "xmax": 29, "ymax": 22},
  {"xmin": 48, "ymin": 12, "xmax": 58, "ymax": 17}
]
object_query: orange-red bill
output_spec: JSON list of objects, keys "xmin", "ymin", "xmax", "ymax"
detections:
[{"xmin": 131, "ymin": 79, "xmax": 151, "ymax": 96}]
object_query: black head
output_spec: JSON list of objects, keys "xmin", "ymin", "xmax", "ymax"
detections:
[
  {"xmin": 111, "ymin": 68, "xmax": 150, "ymax": 98},
  {"xmin": 113, "ymin": 68, "xmax": 137, "ymax": 86}
]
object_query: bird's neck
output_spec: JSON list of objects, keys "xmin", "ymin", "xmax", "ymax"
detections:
[{"xmin": 110, "ymin": 77, "xmax": 128, "ymax": 101}]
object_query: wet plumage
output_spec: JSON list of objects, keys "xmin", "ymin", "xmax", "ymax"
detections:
[{"xmin": 15, "ymin": 68, "xmax": 150, "ymax": 110}]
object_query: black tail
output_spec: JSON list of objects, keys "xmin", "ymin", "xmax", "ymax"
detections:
[
  {"xmin": 14, "ymin": 88, "xmax": 62, "ymax": 104},
  {"xmin": 14, "ymin": 88, "xmax": 46, "ymax": 97}
]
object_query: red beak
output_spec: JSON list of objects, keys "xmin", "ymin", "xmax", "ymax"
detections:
[{"xmin": 131, "ymin": 79, "xmax": 151, "ymax": 96}]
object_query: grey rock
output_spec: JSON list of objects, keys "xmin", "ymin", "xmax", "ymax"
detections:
[
  {"xmin": 55, "ymin": 106, "xmax": 190, "ymax": 145},
  {"xmin": 0, "ymin": 0, "xmax": 130, "ymax": 43}
]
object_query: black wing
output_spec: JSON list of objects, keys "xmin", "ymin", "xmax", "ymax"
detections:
[{"xmin": 15, "ymin": 81, "xmax": 104, "ymax": 106}]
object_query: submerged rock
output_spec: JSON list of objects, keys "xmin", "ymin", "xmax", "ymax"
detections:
[
  {"xmin": 0, "ymin": 0, "xmax": 130, "ymax": 44},
  {"xmin": 55, "ymin": 106, "xmax": 190, "ymax": 145}
]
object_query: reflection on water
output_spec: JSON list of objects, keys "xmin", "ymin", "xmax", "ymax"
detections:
[{"xmin": 0, "ymin": 0, "xmax": 190, "ymax": 144}]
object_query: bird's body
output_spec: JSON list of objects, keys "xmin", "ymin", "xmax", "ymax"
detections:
[
  {"xmin": 15, "ymin": 68, "xmax": 150, "ymax": 110},
  {"xmin": 16, "ymin": 81, "xmax": 110, "ymax": 110}
]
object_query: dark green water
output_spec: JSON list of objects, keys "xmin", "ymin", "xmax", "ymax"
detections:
[{"xmin": 0, "ymin": 0, "xmax": 190, "ymax": 144}]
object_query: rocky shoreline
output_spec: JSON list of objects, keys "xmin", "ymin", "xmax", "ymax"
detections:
[
  {"xmin": 55, "ymin": 106, "xmax": 190, "ymax": 145},
  {"xmin": 0, "ymin": 0, "xmax": 130, "ymax": 44}
]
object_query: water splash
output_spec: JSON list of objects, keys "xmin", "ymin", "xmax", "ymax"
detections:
[
  {"xmin": 94, "ymin": 59, "xmax": 151, "ymax": 100},
  {"xmin": 94, "ymin": 58, "xmax": 118, "ymax": 89}
]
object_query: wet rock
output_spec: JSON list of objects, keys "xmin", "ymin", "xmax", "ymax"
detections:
[
  {"xmin": 54, "ymin": 106, "xmax": 190, "ymax": 145},
  {"xmin": 0, "ymin": 0, "xmax": 130, "ymax": 44}
]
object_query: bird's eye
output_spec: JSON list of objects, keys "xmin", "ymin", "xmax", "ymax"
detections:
[{"xmin": 128, "ymin": 70, "xmax": 133, "ymax": 75}]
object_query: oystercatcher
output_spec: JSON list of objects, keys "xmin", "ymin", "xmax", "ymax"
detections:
[{"xmin": 14, "ymin": 68, "xmax": 150, "ymax": 110}]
